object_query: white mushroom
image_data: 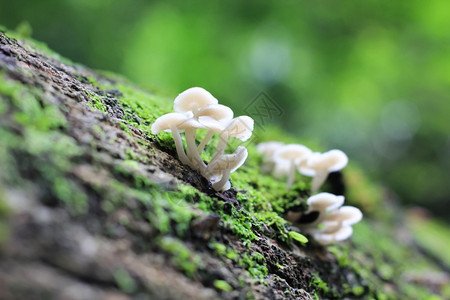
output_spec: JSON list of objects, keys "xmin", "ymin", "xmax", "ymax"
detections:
[
  {"xmin": 205, "ymin": 146, "xmax": 248, "ymax": 191},
  {"xmin": 151, "ymin": 87, "xmax": 253, "ymax": 192},
  {"xmin": 151, "ymin": 112, "xmax": 205, "ymax": 168},
  {"xmin": 197, "ymin": 104, "xmax": 234, "ymax": 122},
  {"xmin": 290, "ymin": 193, "xmax": 344, "ymax": 228},
  {"xmin": 324, "ymin": 206, "xmax": 363, "ymax": 228},
  {"xmin": 167, "ymin": 89, "xmax": 234, "ymax": 171},
  {"xmin": 290, "ymin": 193, "xmax": 362, "ymax": 246},
  {"xmin": 256, "ymin": 142, "xmax": 284, "ymax": 160},
  {"xmin": 256, "ymin": 142, "xmax": 285, "ymax": 173},
  {"xmin": 196, "ymin": 104, "xmax": 234, "ymax": 153},
  {"xmin": 173, "ymin": 87, "xmax": 218, "ymax": 115},
  {"xmin": 312, "ymin": 226, "xmax": 354, "ymax": 245},
  {"xmin": 272, "ymin": 163, "xmax": 291, "ymax": 179},
  {"xmin": 209, "ymin": 116, "xmax": 254, "ymax": 166},
  {"xmin": 272, "ymin": 144, "xmax": 312, "ymax": 189},
  {"xmin": 225, "ymin": 115, "xmax": 254, "ymax": 141},
  {"xmin": 298, "ymin": 149, "xmax": 348, "ymax": 193},
  {"xmin": 306, "ymin": 192, "xmax": 345, "ymax": 214}
]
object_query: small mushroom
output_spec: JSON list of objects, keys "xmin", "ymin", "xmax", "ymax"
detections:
[
  {"xmin": 151, "ymin": 112, "xmax": 205, "ymax": 168},
  {"xmin": 272, "ymin": 144, "xmax": 312, "ymax": 189},
  {"xmin": 324, "ymin": 206, "xmax": 363, "ymax": 228},
  {"xmin": 298, "ymin": 149, "xmax": 348, "ymax": 193},
  {"xmin": 173, "ymin": 87, "xmax": 218, "ymax": 115},
  {"xmin": 205, "ymin": 146, "xmax": 248, "ymax": 191},
  {"xmin": 209, "ymin": 116, "xmax": 254, "ymax": 165},
  {"xmin": 290, "ymin": 193, "xmax": 362, "ymax": 246},
  {"xmin": 172, "ymin": 88, "xmax": 234, "ymax": 170},
  {"xmin": 196, "ymin": 104, "xmax": 234, "ymax": 153},
  {"xmin": 256, "ymin": 142, "xmax": 284, "ymax": 173},
  {"xmin": 152, "ymin": 87, "xmax": 254, "ymax": 192},
  {"xmin": 163, "ymin": 90, "xmax": 236, "ymax": 171},
  {"xmin": 286, "ymin": 192, "xmax": 344, "ymax": 227},
  {"xmin": 257, "ymin": 142, "xmax": 285, "ymax": 160},
  {"xmin": 312, "ymin": 226, "xmax": 354, "ymax": 245},
  {"xmin": 312, "ymin": 206, "xmax": 362, "ymax": 235},
  {"xmin": 306, "ymin": 192, "xmax": 345, "ymax": 214}
]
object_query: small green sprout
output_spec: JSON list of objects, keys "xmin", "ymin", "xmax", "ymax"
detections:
[
  {"xmin": 289, "ymin": 231, "xmax": 308, "ymax": 245},
  {"xmin": 214, "ymin": 280, "xmax": 233, "ymax": 292}
]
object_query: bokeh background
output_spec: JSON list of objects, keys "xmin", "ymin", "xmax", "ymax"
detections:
[{"xmin": 1, "ymin": 0, "xmax": 449, "ymax": 219}]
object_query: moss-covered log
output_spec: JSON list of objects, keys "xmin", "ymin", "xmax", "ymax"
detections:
[{"xmin": 0, "ymin": 30, "xmax": 448, "ymax": 299}]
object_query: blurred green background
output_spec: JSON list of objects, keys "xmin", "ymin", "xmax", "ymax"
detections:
[{"xmin": 1, "ymin": 0, "xmax": 449, "ymax": 219}]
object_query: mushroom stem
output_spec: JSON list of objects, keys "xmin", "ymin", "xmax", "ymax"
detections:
[
  {"xmin": 311, "ymin": 171, "xmax": 328, "ymax": 194},
  {"xmin": 170, "ymin": 125, "xmax": 193, "ymax": 168},
  {"xmin": 212, "ymin": 169, "xmax": 232, "ymax": 191},
  {"xmin": 197, "ymin": 131, "xmax": 214, "ymax": 154},
  {"xmin": 210, "ymin": 132, "xmax": 229, "ymax": 165},
  {"xmin": 191, "ymin": 103, "xmax": 199, "ymax": 117},
  {"xmin": 286, "ymin": 159, "xmax": 296, "ymax": 189},
  {"xmin": 185, "ymin": 127, "xmax": 206, "ymax": 171}
]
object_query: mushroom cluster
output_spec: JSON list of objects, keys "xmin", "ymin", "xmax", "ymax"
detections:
[
  {"xmin": 285, "ymin": 193, "xmax": 362, "ymax": 245},
  {"xmin": 152, "ymin": 87, "xmax": 254, "ymax": 191},
  {"xmin": 258, "ymin": 141, "xmax": 362, "ymax": 245},
  {"xmin": 257, "ymin": 142, "xmax": 347, "ymax": 192}
]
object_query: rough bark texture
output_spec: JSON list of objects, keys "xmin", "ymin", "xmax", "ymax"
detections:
[{"xmin": 0, "ymin": 30, "xmax": 448, "ymax": 300}]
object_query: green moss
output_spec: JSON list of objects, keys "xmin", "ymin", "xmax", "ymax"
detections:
[
  {"xmin": 53, "ymin": 177, "xmax": 88, "ymax": 214},
  {"xmin": 0, "ymin": 188, "xmax": 11, "ymax": 245},
  {"xmin": 86, "ymin": 91, "xmax": 107, "ymax": 113},
  {"xmin": 0, "ymin": 73, "xmax": 87, "ymax": 215},
  {"xmin": 327, "ymin": 245, "xmax": 349, "ymax": 267},
  {"xmin": 159, "ymin": 236, "xmax": 202, "ymax": 278},
  {"xmin": 86, "ymin": 76, "xmax": 100, "ymax": 87},
  {"xmin": 407, "ymin": 213, "xmax": 450, "ymax": 267},
  {"xmin": 114, "ymin": 268, "xmax": 137, "ymax": 294},
  {"xmin": 119, "ymin": 122, "xmax": 132, "ymax": 136},
  {"xmin": 351, "ymin": 285, "xmax": 365, "ymax": 296},
  {"xmin": 214, "ymin": 280, "xmax": 233, "ymax": 292},
  {"xmin": 92, "ymin": 124, "xmax": 103, "ymax": 134},
  {"xmin": 310, "ymin": 273, "xmax": 329, "ymax": 294},
  {"xmin": 238, "ymin": 251, "xmax": 268, "ymax": 281},
  {"xmin": 101, "ymin": 81, "xmax": 171, "ymax": 137},
  {"xmin": 210, "ymin": 242, "xmax": 227, "ymax": 256}
]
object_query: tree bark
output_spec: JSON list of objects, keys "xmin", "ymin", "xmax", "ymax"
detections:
[{"xmin": 0, "ymin": 31, "xmax": 447, "ymax": 300}]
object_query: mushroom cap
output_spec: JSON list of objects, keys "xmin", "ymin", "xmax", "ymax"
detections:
[
  {"xmin": 325, "ymin": 206, "xmax": 363, "ymax": 227},
  {"xmin": 306, "ymin": 193, "xmax": 345, "ymax": 213},
  {"xmin": 151, "ymin": 113, "xmax": 206, "ymax": 134},
  {"xmin": 223, "ymin": 116, "xmax": 254, "ymax": 141},
  {"xmin": 197, "ymin": 104, "xmax": 233, "ymax": 122},
  {"xmin": 197, "ymin": 116, "xmax": 229, "ymax": 132},
  {"xmin": 298, "ymin": 149, "xmax": 348, "ymax": 176},
  {"xmin": 207, "ymin": 146, "xmax": 248, "ymax": 176},
  {"xmin": 173, "ymin": 87, "xmax": 218, "ymax": 113},
  {"xmin": 257, "ymin": 142, "xmax": 284, "ymax": 160},
  {"xmin": 308, "ymin": 206, "xmax": 362, "ymax": 235},
  {"xmin": 313, "ymin": 226, "xmax": 353, "ymax": 245},
  {"xmin": 297, "ymin": 152, "xmax": 320, "ymax": 176},
  {"xmin": 273, "ymin": 144, "xmax": 312, "ymax": 164},
  {"xmin": 195, "ymin": 104, "xmax": 234, "ymax": 132}
]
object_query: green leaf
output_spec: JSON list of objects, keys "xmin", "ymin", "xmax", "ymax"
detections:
[
  {"xmin": 289, "ymin": 231, "xmax": 308, "ymax": 244},
  {"xmin": 214, "ymin": 280, "xmax": 233, "ymax": 292}
]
